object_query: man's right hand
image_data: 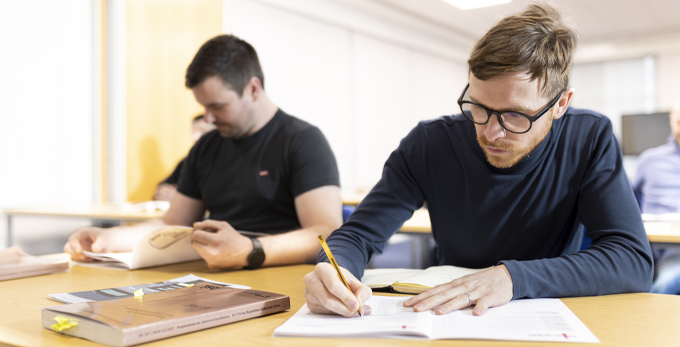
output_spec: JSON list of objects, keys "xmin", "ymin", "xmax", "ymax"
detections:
[
  {"xmin": 302, "ymin": 262, "xmax": 373, "ymax": 317},
  {"xmin": 63, "ymin": 227, "xmax": 121, "ymax": 262}
]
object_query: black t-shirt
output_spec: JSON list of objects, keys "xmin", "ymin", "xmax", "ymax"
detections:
[{"xmin": 177, "ymin": 109, "xmax": 340, "ymax": 233}]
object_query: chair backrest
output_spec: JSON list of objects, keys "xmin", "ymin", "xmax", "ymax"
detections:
[{"xmin": 342, "ymin": 205, "xmax": 355, "ymax": 223}]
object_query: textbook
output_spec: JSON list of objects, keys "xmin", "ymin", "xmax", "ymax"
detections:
[
  {"xmin": 79, "ymin": 226, "xmax": 201, "ymax": 270},
  {"xmin": 48, "ymin": 274, "xmax": 249, "ymax": 304},
  {"xmin": 273, "ymin": 296, "xmax": 599, "ymax": 343},
  {"xmin": 361, "ymin": 265, "xmax": 489, "ymax": 294},
  {"xmin": 0, "ymin": 246, "xmax": 68, "ymax": 281},
  {"xmin": 43, "ymin": 282, "xmax": 290, "ymax": 346}
]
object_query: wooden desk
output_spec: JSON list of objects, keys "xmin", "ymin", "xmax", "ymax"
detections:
[
  {"xmin": 0, "ymin": 257, "xmax": 679, "ymax": 347},
  {"xmin": 644, "ymin": 221, "xmax": 680, "ymax": 244},
  {"xmin": 341, "ymin": 191, "xmax": 368, "ymax": 206},
  {"xmin": 400, "ymin": 209, "xmax": 680, "ymax": 243},
  {"xmin": 3, "ymin": 205, "xmax": 165, "ymax": 247}
]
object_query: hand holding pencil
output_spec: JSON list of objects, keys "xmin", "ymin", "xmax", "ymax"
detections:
[{"xmin": 302, "ymin": 236, "xmax": 373, "ymax": 317}]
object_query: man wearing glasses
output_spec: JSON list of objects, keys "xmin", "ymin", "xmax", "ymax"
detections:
[{"xmin": 303, "ymin": 4, "xmax": 652, "ymax": 317}]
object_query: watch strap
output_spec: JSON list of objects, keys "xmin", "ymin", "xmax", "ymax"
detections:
[{"xmin": 244, "ymin": 237, "xmax": 265, "ymax": 269}]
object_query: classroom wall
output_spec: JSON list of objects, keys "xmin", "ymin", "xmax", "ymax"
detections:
[
  {"xmin": 224, "ymin": 0, "xmax": 468, "ymax": 190},
  {"xmin": 658, "ymin": 53, "xmax": 680, "ymax": 111},
  {"xmin": 125, "ymin": 0, "xmax": 223, "ymax": 202}
]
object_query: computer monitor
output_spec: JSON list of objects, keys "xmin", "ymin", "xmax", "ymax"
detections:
[{"xmin": 621, "ymin": 112, "xmax": 671, "ymax": 155}]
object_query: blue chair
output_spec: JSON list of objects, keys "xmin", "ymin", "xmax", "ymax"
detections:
[{"xmin": 342, "ymin": 205, "xmax": 355, "ymax": 223}]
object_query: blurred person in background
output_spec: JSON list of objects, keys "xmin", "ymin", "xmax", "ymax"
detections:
[
  {"xmin": 153, "ymin": 114, "xmax": 215, "ymax": 201},
  {"xmin": 632, "ymin": 103, "xmax": 680, "ymax": 294}
]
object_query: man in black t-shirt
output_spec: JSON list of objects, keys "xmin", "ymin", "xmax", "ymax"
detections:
[{"xmin": 65, "ymin": 35, "xmax": 343, "ymax": 270}]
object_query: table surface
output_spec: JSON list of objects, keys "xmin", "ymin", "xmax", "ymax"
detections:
[
  {"xmin": 0, "ymin": 256, "xmax": 679, "ymax": 347},
  {"xmin": 2, "ymin": 205, "xmax": 165, "ymax": 221},
  {"xmin": 399, "ymin": 209, "xmax": 680, "ymax": 243},
  {"xmin": 4, "ymin": 204, "xmax": 677, "ymax": 244}
]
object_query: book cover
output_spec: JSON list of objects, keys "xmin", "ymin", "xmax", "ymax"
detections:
[
  {"xmin": 42, "ymin": 282, "xmax": 290, "ymax": 346},
  {"xmin": 48, "ymin": 274, "xmax": 250, "ymax": 304},
  {"xmin": 0, "ymin": 246, "xmax": 68, "ymax": 281}
]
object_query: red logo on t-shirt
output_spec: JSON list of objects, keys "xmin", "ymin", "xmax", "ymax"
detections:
[{"xmin": 259, "ymin": 170, "xmax": 269, "ymax": 177}]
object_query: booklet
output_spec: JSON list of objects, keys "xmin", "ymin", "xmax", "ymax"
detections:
[
  {"xmin": 0, "ymin": 246, "xmax": 68, "ymax": 281},
  {"xmin": 43, "ymin": 282, "xmax": 290, "ymax": 346},
  {"xmin": 273, "ymin": 296, "xmax": 599, "ymax": 343},
  {"xmin": 362, "ymin": 266, "xmax": 489, "ymax": 294},
  {"xmin": 48, "ymin": 274, "xmax": 250, "ymax": 304},
  {"xmin": 78, "ymin": 226, "xmax": 201, "ymax": 270}
]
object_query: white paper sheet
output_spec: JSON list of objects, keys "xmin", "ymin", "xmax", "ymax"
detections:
[{"xmin": 273, "ymin": 296, "xmax": 599, "ymax": 343}]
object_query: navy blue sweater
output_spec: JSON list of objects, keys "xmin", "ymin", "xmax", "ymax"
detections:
[{"xmin": 321, "ymin": 108, "xmax": 653, "ymax": 299}]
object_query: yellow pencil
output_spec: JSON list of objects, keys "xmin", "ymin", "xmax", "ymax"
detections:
[{"xmin": 318, "ymin": 235, "xmax": 364, "ymax": 318}]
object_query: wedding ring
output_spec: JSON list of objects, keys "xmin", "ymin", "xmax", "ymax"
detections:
[{"xmin": 464, "ymin": 293, "xmax": 472, "ymax": 307}]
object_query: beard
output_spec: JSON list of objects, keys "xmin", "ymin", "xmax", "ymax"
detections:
[{"xmin": 476, "ymin": 113, "xmax": 554, "ymax": 169}]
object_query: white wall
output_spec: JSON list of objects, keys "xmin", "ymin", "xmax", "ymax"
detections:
[
  {"xmin": 0, "ymin": 1, "xmax": 96, "ymax": 250},
  {"xmin": 658, "ymin": 53, "xmax": 680, "ymax": 111},
  {"xmin": 224, "ymin": 0, "xmax": 468, "ymax": 190}
]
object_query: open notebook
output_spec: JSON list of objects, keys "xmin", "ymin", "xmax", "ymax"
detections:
[{"xmin": 362, "ymin": 266, "xmax": 490, "ymax": 294}]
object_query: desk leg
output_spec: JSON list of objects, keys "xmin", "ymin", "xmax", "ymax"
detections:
[
  {"xmin": 409, "ymin": 234, "xmax": 432, "ymax": 269},
  {"xmin": 92, "ymin": 219, "xmax": 122, "ymax": 228},
  {"xmin": 6, "ymin": 215, "xmax": 12, "ymax": 247}
]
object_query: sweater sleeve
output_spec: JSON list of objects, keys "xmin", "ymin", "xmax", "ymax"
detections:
[
  {"xmin": 500, "ymin": 118, "xmax": 653, "ymax": 299},
  {"xmin": 318, "ymin": 125, "xmax": 427, "ymax": 279}
]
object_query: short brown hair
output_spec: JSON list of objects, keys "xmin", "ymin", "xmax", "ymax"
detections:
[
  {"xmin": 468, "ymin": 4, "xmax": 576, "ymax": 98},
  {"xmin": 185, "ymin": 35, "xmax": 265, "ymax": 96}
]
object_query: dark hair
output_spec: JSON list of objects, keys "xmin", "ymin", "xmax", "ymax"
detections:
[
  {"xmin": 468, "ymin": 4, "xmax": 577, "ymax": 98},
  {"xmin": 185, "ymin": 35, "xmax": 265, "ymax": 96},
  {"xmin": 192, "ymin": 114, "xmax": 204, "ymax": 122}
]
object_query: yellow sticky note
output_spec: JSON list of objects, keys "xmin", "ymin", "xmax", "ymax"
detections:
[
  {"xmin": 52, "ymin": 316, "xmax": 78, "ymax": 332},
  {"xmin": 178, "ymin": 283, "xmax": 194, "ymax": 287},
  {"xmin": 134, "ymin": 288, "xmax": 144, "ymax": 297}
]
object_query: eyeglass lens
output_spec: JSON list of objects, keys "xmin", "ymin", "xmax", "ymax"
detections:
[{"xmin": 460, "ymin": 103, "xmax": 531, "ymax": 133}]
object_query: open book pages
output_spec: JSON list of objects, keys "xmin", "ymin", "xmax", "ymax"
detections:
[
  {"xmin": 78, "ymin": 226, "xmax": 200, "ymax": 270},
  {"xmin": 0, "ymin": 246, "xmax": 68, "ymax": 281},
  {"xmin": 43, "ymin": 282, "xmax": 291, "ymax": 347},
  {"xmin": 48, "ymin": 274, "xmax": 250, "ymax": 304},
  {"xmin": 362, "ymin": 266, "xmax": 489, "ymax": 294},
  {"xmin": 273, "ymin": 296, "xmax": 599, "ymax": 343}
]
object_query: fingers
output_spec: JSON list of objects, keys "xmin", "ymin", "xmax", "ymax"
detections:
[
  {"xmin": 193, "ymin": 219, "xmax": 233, "ymax": 232},
  {"xmin": 91, "ymin": 236, "xmax": 110, "ymax": 253},
  {"xmin": 403, "ymin": 266, "xmax": 514, "ymax": 316},
  {"xmin": 192, "ymin": 229, "xmax": 218, "ymax": 245},
  {"xmin": 64, "ymin": 227, "xmax": 101, "ymax": 262},
  {"xmin": 347, "ymin": 272, "xmax": 373, "ymax": 305},
  {"xmin": 472, "ymin": 295, "xmax": 492, "ymax": 316}
]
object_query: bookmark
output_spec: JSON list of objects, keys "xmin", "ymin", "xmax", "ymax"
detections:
[{"xmin": 52, "ymin": 316, "xmax": 78, "ymax": 332}]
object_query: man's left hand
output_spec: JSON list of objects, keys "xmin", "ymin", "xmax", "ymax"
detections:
[
  {"xmin": 192, "ymin": 219, "xmax": 254, "ymax": 269},
  {"xmin": 404, "ymin": 265, "xmax": 513, "ymax": 316}
]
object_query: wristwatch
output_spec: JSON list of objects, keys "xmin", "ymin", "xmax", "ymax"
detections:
[{"xmin": 244, "ymin": 237, "xmax": 265, "ymax": 269}]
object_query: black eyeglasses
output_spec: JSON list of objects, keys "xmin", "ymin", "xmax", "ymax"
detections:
[{"xmin": 457, "ymin": 83, "xmax": 564, "ymax": 134}]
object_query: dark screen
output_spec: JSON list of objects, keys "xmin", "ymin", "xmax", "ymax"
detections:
[{"xmin": 621, "ymin": 112, "xmax": 670, "ymax": 155}]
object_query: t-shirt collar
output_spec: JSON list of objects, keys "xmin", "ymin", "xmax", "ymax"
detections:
[{"xmin": 232, "ymin": 108, "xmax": 283, "ymax": 145}]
